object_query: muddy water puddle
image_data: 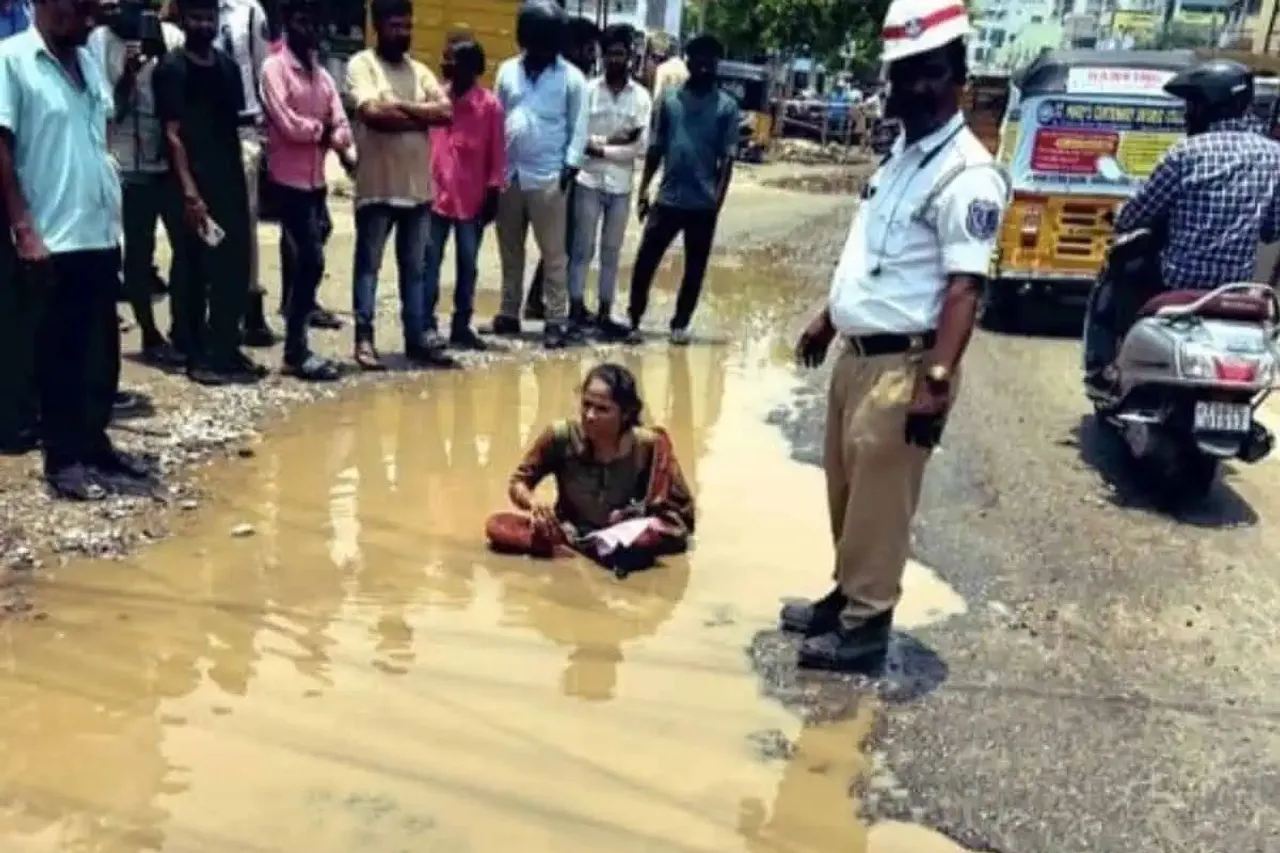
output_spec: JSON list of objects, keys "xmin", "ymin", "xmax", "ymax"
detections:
[{"xmin": 0, "ymin": 311, "xmax": 971, "ymax": 851}]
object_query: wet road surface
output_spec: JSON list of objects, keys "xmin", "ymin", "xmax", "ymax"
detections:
[{"xmin": 2, "ymin": 207, "xmax": 1278, "ymax": 852}]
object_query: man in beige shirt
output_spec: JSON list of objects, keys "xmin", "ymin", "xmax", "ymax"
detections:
[{"xmin": 345, "ymin": 0, "xmax": 451, "ymax": 370}]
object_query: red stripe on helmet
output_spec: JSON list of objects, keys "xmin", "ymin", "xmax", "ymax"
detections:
[{"xmin": 882, "ymin": 4, "xmax": 967, "ymax": 39}]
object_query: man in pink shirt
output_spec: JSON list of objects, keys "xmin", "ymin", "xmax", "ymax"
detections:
[
  {"xmin": 260, "ymin": 0, "xmax": 352, "ymax": 380},
  {"xmin": 421, "ymin": 30, "xmax": 505, "ymax": 350}
]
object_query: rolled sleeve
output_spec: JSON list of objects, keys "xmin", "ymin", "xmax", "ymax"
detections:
[
  {"xmin": 345, "ymin": 51, "xmax": 379, "ymax": 109},
  {"xmin": 935, "ymin": 165, "xmax": 1009, "ymax": 276},
  {"xmin": 0, "ymin": 54, "xmax": 17, "ymax": 133}
]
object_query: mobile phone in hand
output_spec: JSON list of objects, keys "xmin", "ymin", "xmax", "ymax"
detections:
[{"xmin": 199, "ymin": 217, "xmax": 225, "ymax": 247}]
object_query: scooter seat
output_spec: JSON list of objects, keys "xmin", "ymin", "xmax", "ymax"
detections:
[{"xmin": 1137, "ymin": 289, "xmax": 1273, "ymax": 322}]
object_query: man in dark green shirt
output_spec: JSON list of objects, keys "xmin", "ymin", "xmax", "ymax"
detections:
[{"xmin": 627, "ymin": 32, "xmax": 739, "ymax": 345}]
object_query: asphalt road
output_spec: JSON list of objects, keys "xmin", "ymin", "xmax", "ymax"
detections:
[{"xmin": 759, "ymin": 207, "xmax": 1280, "ymax": 853}]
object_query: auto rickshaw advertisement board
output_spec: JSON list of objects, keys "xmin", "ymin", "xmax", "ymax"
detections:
[{"xmin": 1008, "ymin": 94, "xmax": 1184, "ymax": 193}]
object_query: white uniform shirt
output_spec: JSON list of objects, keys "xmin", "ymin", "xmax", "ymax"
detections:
[
  {"xmin": 828, "ymin": 112, "xmax": 1008, "ymax": 336},
  {"xmin": 217, "ymin": 0, "xmax": 269, "ymax": 121},
  {"xmin": 576, "ymin": 76, "xmax": 651, "ymax": 195}
]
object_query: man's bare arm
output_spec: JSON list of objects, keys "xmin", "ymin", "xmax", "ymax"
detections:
[
  {"xmin": 163, "ymin": 119, "xmax": 200, "ymax": 201},
  {"xmin": 355, "ymin": 101, "xmax": 420, "ymax": 132},
  {"xmin": 932, "ymin": 274, "xmax": 982, "ymax": 373},
  {"xmin": 0, "ymin": 128, "xmax": 33, "ymax": 229}
]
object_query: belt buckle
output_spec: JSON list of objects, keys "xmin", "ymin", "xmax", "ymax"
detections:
[{"xmin": 905, "ymin": 333, "xmax": 926, "ymax": 363}]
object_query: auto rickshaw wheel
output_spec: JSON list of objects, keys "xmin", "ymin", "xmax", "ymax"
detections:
[{"xmin": 980, "ymin": 280, "xmax": 1023, "ymax": 333}]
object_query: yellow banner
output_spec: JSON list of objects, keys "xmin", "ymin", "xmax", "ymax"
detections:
[{"xmin": 1116, "ymin": 131, "xmax": 1182, "ymax": 178}]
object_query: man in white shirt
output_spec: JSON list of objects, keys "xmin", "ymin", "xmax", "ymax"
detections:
[
  {"xmin": 570, "ymin": 23, "xmax": 650, "ymax": 339},
  {"xmin": 217, "ymin": 0, "xmax": 279, "ymax": 345},
  {"xmin": 787, "ymin": 0, "xmax": 1008, "ymax": 673}
]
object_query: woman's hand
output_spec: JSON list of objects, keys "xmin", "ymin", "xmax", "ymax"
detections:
[{"xmin": 530, "ymin": 501, "xmax": 558, "ymax": 537}]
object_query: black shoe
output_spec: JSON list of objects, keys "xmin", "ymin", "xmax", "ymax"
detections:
[
  {"xmin": 308, "ymin": 307, "xmax": 343, "ymax": 329},
  {"xmin": 596, "ymin": 314, "xmax": 630, "ymax": 341},
  {"xmin": 624, "ymin": 324, "xmax": 645, "ymax": 345},
  {"xmin": 141, "ymin": 340, "xmax": 186, "ymax": 368},
  {"xmin": 406, "ymin": 342, "xmax": 459, "ymax": 368},
  {"xmin": 568, "ymin": 298, "xmax": 590, "ymax": 328},
  {"xmin": 543, "ymin": 323, "xmax": 567, "ymax": 350},
  {"xmin": 187, "ymin": 362, "xmax": 229, "ymax": 386},
  {"xmin": 217, "ymin": 351, "xmax": 268, "ymax": 381},
  {"xmin": 779, "ymin": 586, "xmax": 847, "ymax": 636},
  {"xmin": 90, "ymin": 447, "xmax": 154, "ymax": 480},
  {"xmin": 797, "ymin": 611, "xmax": 894, "ymax": 674},
  {"xmin": 489, "ymin": 315, "xmax": 522, "ymax": 337},
  {"xmin": 523, "ymin": 300, "xmax": 546, "ymax": 321},
  {"xmin": 1085, "ymin": 368, "xmax": 1114, "ymax": 394},
  {"xmin": 46, "ymin": 463, "xmax": 108, "ymax": 501},
  {"xmin": 284, "ymin": 354, "xmax": 342, "ymax": 382},
  {"xmin": 449, "ymin": 327, "xmax": 489, "ymax": 351},
  {"xmin": 242, "ymin": 323, "xmax": 278, "ymax": 348},
  {"xmin": 112, "ymin": 390, "xmax": 146, "ymax": 416}
]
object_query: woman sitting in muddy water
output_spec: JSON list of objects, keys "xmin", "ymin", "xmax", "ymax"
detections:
[{"xmin": 485, "ymin": 363, "xmax": 695, "ymax": 575}]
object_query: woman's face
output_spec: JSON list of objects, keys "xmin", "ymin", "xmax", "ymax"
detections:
[{"xmin": 580, "ymin": 378, "xmax": 624, "ymax": 442}]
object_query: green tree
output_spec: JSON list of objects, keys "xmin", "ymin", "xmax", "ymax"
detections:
[{"xmin": 693, "ymin": 0, "xmax": 890, "ymax": 67}]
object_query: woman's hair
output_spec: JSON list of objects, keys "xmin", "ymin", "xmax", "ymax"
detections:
[
  {"xmin": 584, "ymin": 363, "xmax": 644, "ymax": 430},
  {"xmin": 446, "ymin": 29, "xmax": 486, "ymax": 75}
]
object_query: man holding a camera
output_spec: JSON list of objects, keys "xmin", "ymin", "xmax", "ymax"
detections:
[{"xmin": 88, "ymin": 0, "xmax": 185, "ymax": 366}]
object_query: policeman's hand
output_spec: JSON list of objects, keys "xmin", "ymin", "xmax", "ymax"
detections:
[
  {"xmin": 12, "ymin": 221, "xmax": 49, "ymax": 265},
  {"xmin": 904, "ymin": 378, "xmax": 952, "ymax": 449},
  {"xmin": 795, "ymin": 311, "xmax": 835, "ymax": 368},
  {"xmin": 481, "ymin": 187, "xmax": 500, "ymax": 225},
  {"xmin": 182, "ymin": 192, "xmax": 210, "ymax": 233}
]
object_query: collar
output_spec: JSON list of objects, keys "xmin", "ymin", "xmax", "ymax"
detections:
[
  {"xmin": 891, "ymin": 110, "xmax": 964, "ymax": 157},
  {"xmin": 1207, "ymin": 116, "xmax": 1264, "ymax": 135},
  {"xmin": 595, "ymin": 74, "xmax": 636, "ymax": 95}
]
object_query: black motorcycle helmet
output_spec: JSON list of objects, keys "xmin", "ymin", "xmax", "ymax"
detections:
[{"xmin": 1164, "ymin": 59, "xmax": 1254, "ymax": 134}]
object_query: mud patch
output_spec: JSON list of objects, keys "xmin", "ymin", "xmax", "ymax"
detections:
[{"xmin": 763, "ymin": 169, "xmax": 871, "ymax": 197}]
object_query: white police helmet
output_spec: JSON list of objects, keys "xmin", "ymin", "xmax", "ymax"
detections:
[{"xmin": 881, "ymin": 0, "xmax": 971, "ymax": 64}]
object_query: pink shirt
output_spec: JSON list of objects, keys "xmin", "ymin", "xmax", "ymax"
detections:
[
  {"xmin": 429, "ymin": 84, "xmax": 505, "ymax": 221},
  {"xmin": 260, "ymin": 48, "xmax": 352, "ymax": 191}
]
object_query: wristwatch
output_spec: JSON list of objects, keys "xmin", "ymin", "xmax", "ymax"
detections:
[{"xmin": 925, "ymin": 363, "xmax": 952, "ymax": 389}]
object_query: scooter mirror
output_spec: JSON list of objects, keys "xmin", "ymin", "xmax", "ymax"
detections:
[{"xmin": 1096, "ymin": 155, "xmax": 1126, "ymax": 181}]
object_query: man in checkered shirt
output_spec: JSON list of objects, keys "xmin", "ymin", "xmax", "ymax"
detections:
[{"xmin": 1085, "ymin": 59, "xmax": 1280, "ymax": 383}]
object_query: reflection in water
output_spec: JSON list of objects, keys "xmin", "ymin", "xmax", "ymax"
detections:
[{"xmin": 0, "ymin": 309, "xmax": 967, "ymax": 851}]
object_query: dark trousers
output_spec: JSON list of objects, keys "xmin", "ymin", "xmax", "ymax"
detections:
[
  {"xmin": 422, "ymin": 212, "xmax": 484, "ymax": 337},
  {"xmin": 627, "ymin": 204, "xmax": 718, "ymax": 330},
  {"xmin": 279, "ymin": 192, "xmax": 332, "ymax": 315},
  {"xmin": 0, "ymin": 207, "xmax": 41, "ymax": 446},
  {"xmin": 277, "ymin": 185, "xmax": 330, "ymax": 366},
  {"xmin": 36, "ymin": 249, "xmax": 122, "ymax": 473},
  {"xmin": 122, "ymin": 173, "xmax": 180, "ymax": 343},
  {"xmin": 168, "ymin": 182, "xmax": 252, "ymax": 365},
  {"xmin": 526, "ymin": 181, "xmax": 577, "ymax": 310}
]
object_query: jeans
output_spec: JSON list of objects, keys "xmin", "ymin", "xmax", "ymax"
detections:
[
  {"xmin": 422, "ymin": 212, "xmax": 484, "ymax": 337},
  {"xmin": 627, "ymin": 204, "xmax": 719, "ymax": 330},
  {"xmin": 569, "ymin": 186, "xmax": 630, "ymax": 307},
  {"xmin": 280, "ymin": 198, "xmax": 332, "ymax": 314},
  {"xmin": 36, "ymin": 249, "xmax": 122, "ymax": 473},
  {"xmin": 277, "ymin": 186, "xmax": 330, "ymax": 366},
  {"xmin": 352, "ymin": 202, "xmax": 432, "ymax": 349}
]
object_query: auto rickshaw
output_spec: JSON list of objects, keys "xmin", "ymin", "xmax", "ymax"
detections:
[
  {"xmin": 717, "ymin": 59, "xmax": 773, "ymax": 162},
  {"xmin": 963, "ymin": 72, "xmax": 1010, "ymax": 155},
  {"xmin": 985, "ymin": 49, "xmax": 1199, "ymax": 329}
]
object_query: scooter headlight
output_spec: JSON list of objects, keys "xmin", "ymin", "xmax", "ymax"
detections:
[{"xmin": 1177, "ymin": 342, "xmax": 1217, "ymax": 380}]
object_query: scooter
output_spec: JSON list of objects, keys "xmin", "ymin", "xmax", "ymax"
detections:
[{"xmin": 1083, "ymin": 194, "xmax": 1280, "ymax": 501}]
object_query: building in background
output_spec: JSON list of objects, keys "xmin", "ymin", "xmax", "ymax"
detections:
[
  {"xmin": 969, "ymin": 0, "xmax": 1063, "ymax": 72},
  {"xmin": 560, "ymin": 0, "xmax": 681, "ymax": 37}
]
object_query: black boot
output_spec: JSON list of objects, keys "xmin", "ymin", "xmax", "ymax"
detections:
[
  {"xmin": 569, "ymin": 298, "xmax": 589, "ymax": 329},
  {"xmin": 596, "ymin": 301, "xmax": 629, "ymax": 340},
  {"xmin": 779, "ymin": 586, "xmax": 846, "ymax": 636},
  {"xmin": 242, "ymin": 291, "xmax": 278, "ymax": 348},
  {"xmin": 798, "ymin": 609, "xmax": 894, "ymax": 674}
]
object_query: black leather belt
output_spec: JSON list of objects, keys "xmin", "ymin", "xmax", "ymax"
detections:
[{"xmin": 847, "ymin": 331, "xmax": 936, "ymax": 357}]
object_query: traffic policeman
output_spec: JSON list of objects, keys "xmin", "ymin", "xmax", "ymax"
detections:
[{"xmin": 789, "ymin": 0, "xmax": 1009, "ymax": 672}]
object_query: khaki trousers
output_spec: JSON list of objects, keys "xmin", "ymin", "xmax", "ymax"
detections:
[
  {"xmin": 495, "ymin": 182, "xmax": 569, "ymax": 323},
  {"xmin": 239, "ymin": 133, "xmax": 262, "ymax": 293},
  {"xmin": 823, "ymin": 345, "xmax": 947, "ymax": 628}
]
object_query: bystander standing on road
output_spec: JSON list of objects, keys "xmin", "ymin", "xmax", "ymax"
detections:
[
  {"xmin": 491, "ymin": 0, "xmax": 587, "ymax": 349},
  {"xmin": 421, "ymin": 30, "xmax": 504, "ymax": 352},
  {"xmin": 0, "ymin": 0, "xmax": 157, "ymax": 499},
  {"xmin": 627, "ymin": 33, "xmax": 738, "ymax": 346},
  {"xmin": 522, "ymin": 13, "xmax": 598, "ymax": 324},
  {"xmin": 789, "ymin": 0, "xmax": 1008, "ymax": 672},
  {"xmin": 0, "ymin": 0, "xmax": 35, "ymax": 457},
  {"xmin": 346, "ymin": 0, "xmax": 451, "ymax": 370},
  {"xmin": 217, "ymin": 0, "xmax": 284, "ymax": 345},
  {"xmin": 156, "ymin": 0, "xmax": 264, "ymax": 385},
  {"xmin": 88, "ymin": 0, "xmax": 186, "ymax": 367},
  {"xmin": 260, "ymin": 0, "xmax": 351, "ymax": 381},
  {"xmin": 570, "ymin": 23, "xmax": 648, "ymax": 340}
]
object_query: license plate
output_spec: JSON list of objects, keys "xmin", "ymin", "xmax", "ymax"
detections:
[{"xmin": 1193, "ymin": 401, "xmax": 1252, "ymax": 433}]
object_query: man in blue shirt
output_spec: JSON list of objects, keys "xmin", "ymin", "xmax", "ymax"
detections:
[
  {"xmin": 626, "ymin": 33, "xmax": 739, "ymax": 345},
  {"xmin": 491, "ymin": 0, "xmax": 587, "ymax": 349},
  {"xmin": 0, "ymin": 0, "xmax": 156, "ymax": 499}
]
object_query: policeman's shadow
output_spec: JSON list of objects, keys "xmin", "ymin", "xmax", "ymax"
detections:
[
  {"xmin": 1068, "ymin": 414, "xmax": 1259, "ymax": 528},
  {"xmin": 747, "ymin": 628, "xmax": 949, "ymax": 710}
]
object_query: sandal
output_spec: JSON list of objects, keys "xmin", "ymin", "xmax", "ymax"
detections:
[
  {"xmin": 354, "ymin": 341, "xmax": 387, "ymax": 371},
  {"xmin": 286, "ymin": 355, "xmax": 341, "ymax": 382}
]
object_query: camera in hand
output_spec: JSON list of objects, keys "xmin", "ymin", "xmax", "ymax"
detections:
[{"xmin": 112, "ymin": 0, "xmax": 165, "ymax": 58}]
